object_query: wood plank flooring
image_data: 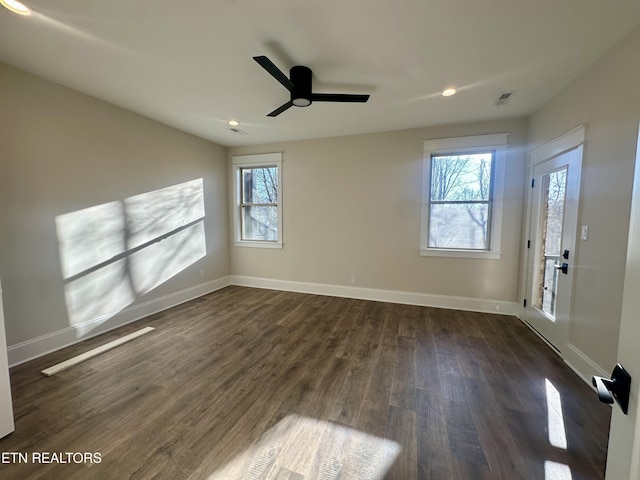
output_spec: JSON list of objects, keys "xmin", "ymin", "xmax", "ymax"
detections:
[{"xmin": 0, "ymin": 287, "xmax": 611, "ymax": 479}]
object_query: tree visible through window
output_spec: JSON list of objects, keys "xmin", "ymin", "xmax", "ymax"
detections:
[
  {"xmin": 240, "ymin": 166, "xmax": 279, "ymax": 241},
  {"xmin": 428, "ymin": 152, "xmax": 494, "ymax": 249},
  {"xmin": 536, "ymin": 167, "xmax": 567, "ymax": 317}
]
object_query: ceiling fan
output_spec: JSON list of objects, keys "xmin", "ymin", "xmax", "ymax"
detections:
[{"xmin": 253, "ymin": 55, "xmax": 370, "ymax": 117}]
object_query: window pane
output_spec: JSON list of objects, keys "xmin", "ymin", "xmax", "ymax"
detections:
[
  {"xmin": 242, "ymin": 167, "xmax": 278, "ymax": 204},
  {"xmin": 241, "ymin": 206, "xmax": 278, "ymax": 241},
  {"xmin": 534, "ymin": 167, "xmax": 568, "ymax": 318},
  {"xmin": 429, "ymin": 203, "xmax": 489, "ymax": 249},
  {"xmin": 430, "ymin": 153, "xmax": 493, "ymax": 201},
  {"xmin": 543, "ymin": 168, "xmax": 567, "ymax": 257}
]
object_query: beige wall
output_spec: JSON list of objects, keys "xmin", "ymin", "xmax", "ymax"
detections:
[
  {"xmin": 229, "ymin": 118, "xmax": 528, "ymax": 302},
  {"xmin": 527, "ymin": 26, "xmax": 640, "ymax": 371},
  {"xmin": 0, "ymin": 62, "xmax": 230, "ymax": 347},
  {"xmin": 3, "ymin": 26, "xmax": 637, "ymax": 375}
]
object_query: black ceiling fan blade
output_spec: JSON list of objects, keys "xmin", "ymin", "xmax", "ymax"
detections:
[
  {"xmin": 267, "ymin": 101, "xmax": 294, "ymax": 117},
  {"xmin": 253, "ymin": 56, "xmax": 294, "ymax": 91},
  {"xmin": 311, "ymin": 93, "xmax": 370, "ymax": 103}
]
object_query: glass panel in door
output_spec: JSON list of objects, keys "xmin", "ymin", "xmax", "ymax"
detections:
[{"xmin": 533, "ymin": 167, "xmax": 568, "ymax": 319}]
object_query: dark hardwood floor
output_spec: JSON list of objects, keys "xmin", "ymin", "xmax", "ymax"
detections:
[{"xmin": 0, "ymin": 287, "xmax": 611, "ymax": 479}]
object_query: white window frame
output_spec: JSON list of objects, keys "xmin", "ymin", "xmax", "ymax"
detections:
[
  {"xmin": 232, "ymin": 153, "xmax": 283, "ymax": 249},
  {"xmin": 420, "ymin": 134, "xmax": 508, "ymax": 259}
]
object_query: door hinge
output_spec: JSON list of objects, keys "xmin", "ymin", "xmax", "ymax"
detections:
[
  {"xmin": 527, "ymin": 240, "xmax": 531, "ymax": 249},
  {"xmin": 531, "ymin": 178, "xmax": 535, "ymax": 188},
  {"xmin": 523, "ymin": 299, "xmax": 527, "ymax": 307}
]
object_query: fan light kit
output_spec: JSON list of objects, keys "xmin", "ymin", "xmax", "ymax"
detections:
[
  {"xmin": 253, "ymin": 55, "xmax": 370, "ymax": 117},
  {"xmin": 442, "ymin": 88, "xmax": 457, "ymax": 97},
  {"xmin": 1, "ymin": 0, "xmax": 31, "ymax": 15}
]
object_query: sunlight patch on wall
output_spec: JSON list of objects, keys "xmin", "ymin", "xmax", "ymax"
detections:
[
  {"xmin": 125, "ymin": 179, "xmax": 206, "ymax": 294},
  {"xmin": 545, "ymin": 378, "xmax": 568, "ymax": 449},
  {"xmin": 56, "ymin": 179, "xmax": 206, "ymax": 337},
  {"xmin": 206, "ymin": 414, "xmax": 401, "ymax": 479}
]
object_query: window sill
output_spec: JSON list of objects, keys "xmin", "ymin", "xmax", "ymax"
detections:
[
  {"xmin": 234, "ymin": 240, "xmax": 283, "ymax": 249},
  {"xmin": 420, "ymin": 248, "xmax": 501, "ymax": 260}
]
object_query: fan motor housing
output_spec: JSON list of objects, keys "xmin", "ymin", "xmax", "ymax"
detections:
[
  {"xmin": 290, "ymin": 65, "xmax": 312, "ymax": 107},
  {"xmin": 253, "ymin": 55, "xmax": 369, "ymax": 116}
]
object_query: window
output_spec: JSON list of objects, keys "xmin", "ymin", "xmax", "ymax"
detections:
[
  {"xmin": 232, "ymin": 153, "xmax": 283, "ymax": 248},
  {"xmin": 421, "ymin": 134, "xmax": 508, "ymax": 259},
  {"xmin": 429, "ymin": 152, "xmax": 494, "ymax": 249}
]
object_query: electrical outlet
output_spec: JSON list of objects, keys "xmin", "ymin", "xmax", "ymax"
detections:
[
  {"xmin": 350, "ymin": 275, "xmax": 357, "ymax": 285},
  {"xmin": 581, "ymin": 226, "xmax": 589, "ymax": 240},
  {"xmin": 200, "ymin": 269, "xmax": 205, "ymax": 278}
]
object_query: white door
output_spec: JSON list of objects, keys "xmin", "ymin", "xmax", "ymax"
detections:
[
  {"xmin": 604, "ymin": 123, "xmax": 640, "ymax": 479},
  {"xmin": 524, "ymin": 134, "xmax": 583, "ymax": 351},
  {"xmin": 0, "ymin": 277, "xmax": 15, "ymax": 438}
]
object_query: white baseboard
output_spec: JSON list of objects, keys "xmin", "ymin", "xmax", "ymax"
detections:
[
  {"xmin": 564, "ymin": 342, "xmax": 608, "ymax": 386},
  {"xmin": 230, "ymin": 275, "xmax": 519, "ymax": 316},
  {"xmin": 8, "ymin": 275, "xmax": 520, "ymax": 367},
  {"xmin": 8, "ymin": 276, "xmax": 231, "ymax": 367},
  {"xmin": 516, "ymin": 316, "xmax": 608, "ymax": 389}
]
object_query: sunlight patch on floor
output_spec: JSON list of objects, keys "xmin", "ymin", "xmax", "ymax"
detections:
[
  {"xmin": 545, "ymin": 460, "xmax": 573, "ymax": 480},
  {"xmin": 207, "ymin": 415, "xmax": 401, "ymax": 480},
  {"xmin": 545, "ymin": 378, "xmax": 568, "ymax": 449}
]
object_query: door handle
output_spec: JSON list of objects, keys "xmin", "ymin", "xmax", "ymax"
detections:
[
  {"xmin": 554, "ymin": 263, "xmax": 568, "ymax": 274},
  {"xmin": 592, "ymin": 364, "xmax": 631, "ymax": 415},
  {"xmin": 592, "ymin": 376, "xmax": 614, "ymax": 404}
]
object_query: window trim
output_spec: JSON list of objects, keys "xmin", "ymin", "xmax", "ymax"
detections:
[
  {"xmin": 232, "ymin": 153, "xmax": 283, "ymax": 249},
  {"xmin": 420, "ymin": 134, "xmax": 508, "ymax": 259}
]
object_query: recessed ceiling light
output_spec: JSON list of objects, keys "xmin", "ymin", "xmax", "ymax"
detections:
[
  {"xmin": 1, "ymin": 0, "xmax": 31, "ymax": 15},
  {"xmin": 442, "ymin": 88, "xmax": 457, "ymax": 97},
  {"xmin": 228, "ymin": 120, "xmax": 239, "ymax": 126}
]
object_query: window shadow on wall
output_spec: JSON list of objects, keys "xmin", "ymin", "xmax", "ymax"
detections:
[{"xmin": 55, "ymin": 179, "xmax": 206, "ymax": 338}]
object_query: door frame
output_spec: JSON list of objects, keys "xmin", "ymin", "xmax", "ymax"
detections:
[
  {"xmin": 604, "ymin": 119, "xmax": 640, "ymax": 479},
  {"xmin": 0, "ymin": 275, "xmax": 15, "ymax": 439},
  {"xmin": 519, "ymin": 125, "xmax": 586, "ymax": 353}
]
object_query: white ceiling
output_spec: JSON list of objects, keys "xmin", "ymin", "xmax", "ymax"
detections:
[{"xmin": 1, "ymin": 0, "xmax": 639, "ymax": 147}]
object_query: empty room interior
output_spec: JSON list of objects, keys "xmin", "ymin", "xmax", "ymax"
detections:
[{"xmin": 1, "ymin": 1, "xmax": 640, "ymax": 479}]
